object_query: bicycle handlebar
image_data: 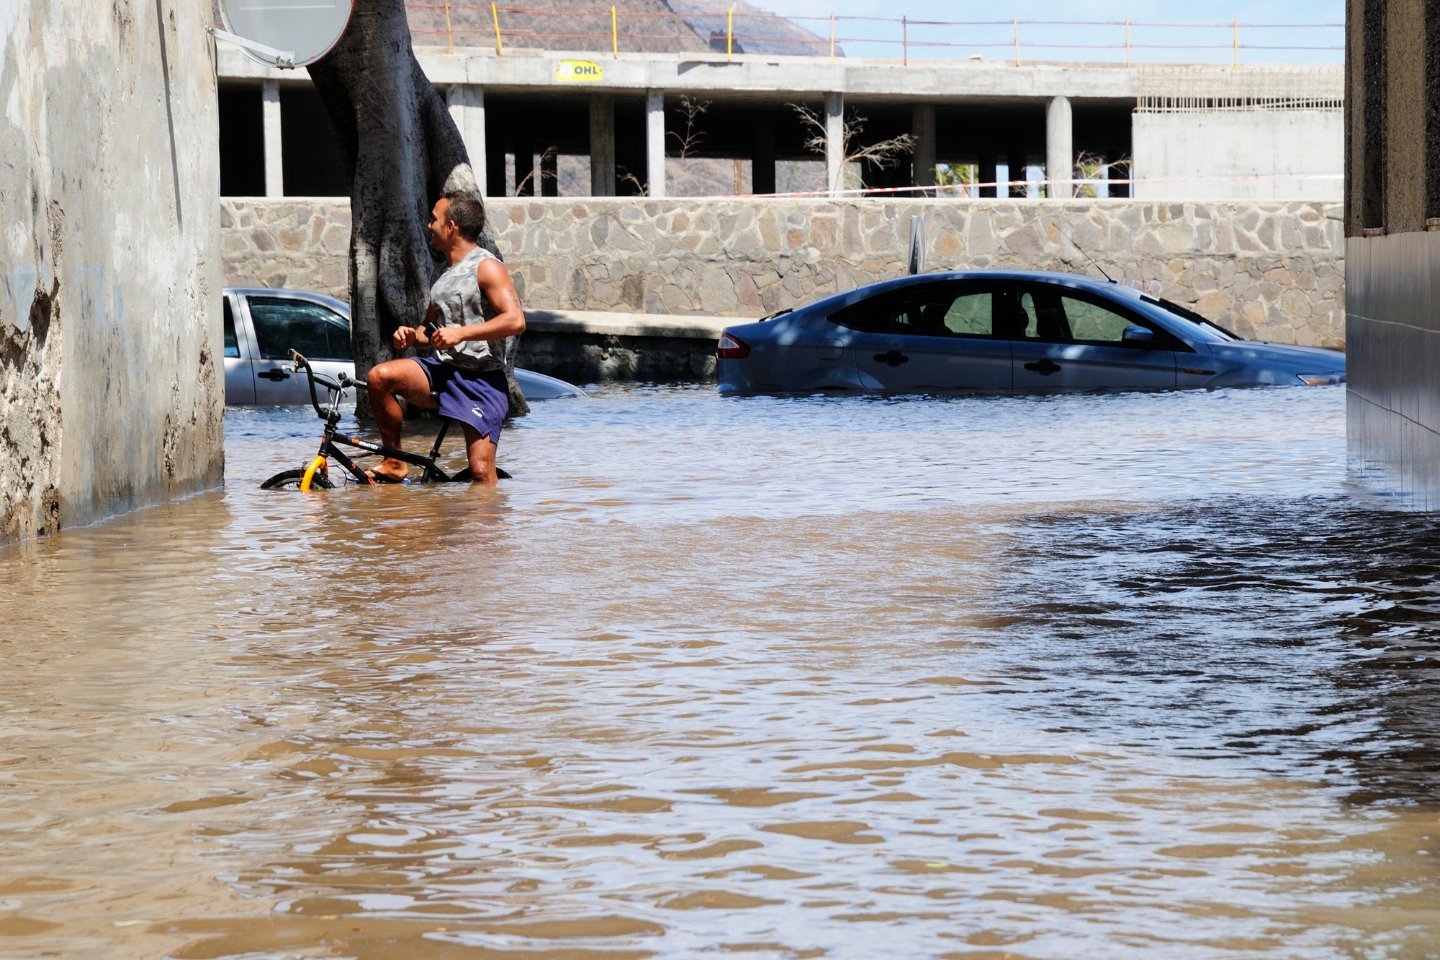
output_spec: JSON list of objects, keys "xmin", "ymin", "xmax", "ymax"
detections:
[
  {"xmin": 287, "ymin": 350, "xmax": 371, "ymax": 419},
  {"xmin": 289, "ymin": 350, "xmax": 344, "ymax": 418}
]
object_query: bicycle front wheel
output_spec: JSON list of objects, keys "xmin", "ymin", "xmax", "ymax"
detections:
[{"xmin": 260, "ymin": 468, "xmax": 335, "ymax": 491}]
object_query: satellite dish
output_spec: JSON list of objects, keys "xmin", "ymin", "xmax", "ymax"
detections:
[{"xmin": 216, "ymin": 0, "xmax": 353, "ymax": 69}]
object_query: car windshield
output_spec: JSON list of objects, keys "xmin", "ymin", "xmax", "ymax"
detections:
[{"xmin": 1140, "ymin": 294, "xmax": 1242, "ymax": 342}]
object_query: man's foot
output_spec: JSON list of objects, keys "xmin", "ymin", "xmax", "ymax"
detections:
[{"xmin": 365, "ymin": 459, "xmax": 409, "ymax": 484}]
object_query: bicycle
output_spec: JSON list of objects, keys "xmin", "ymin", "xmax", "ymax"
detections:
[{"xmin": 260, "ymin": 351, "xmax": 510, "ymax": 491}]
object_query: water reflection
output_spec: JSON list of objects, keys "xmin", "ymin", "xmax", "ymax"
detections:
[
  {"xmin": 4, "ymin": 385, "xmax": 1440, "ymax": 959},
  {"xmin": 972, "ymin": 499, "xmax": 1440, "ymax": 807}
]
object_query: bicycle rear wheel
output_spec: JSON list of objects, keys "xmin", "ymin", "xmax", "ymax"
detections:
[{"xmin": 260, "ymin": 468, "xmax": 335, "ymax": 490}]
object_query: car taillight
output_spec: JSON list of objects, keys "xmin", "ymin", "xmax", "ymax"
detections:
[{"xmin": 717, "ymin": 332, "xmax": 750, "ymax": 359}]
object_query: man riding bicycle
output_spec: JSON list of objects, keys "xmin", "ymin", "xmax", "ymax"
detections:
[{"xmin": 365, "ymin": 190, "xmax": 525, "ymax": 485}]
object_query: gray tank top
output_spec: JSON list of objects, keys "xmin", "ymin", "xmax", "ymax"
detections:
[{"xmin": 430, "ymin": 245, "xmax": 502, "ymax": 371}]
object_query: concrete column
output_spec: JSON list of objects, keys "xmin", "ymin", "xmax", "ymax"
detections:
[
  {"xmin": 485, "ymin": 148, "xmax": 506, "ymax": 198},
  {"xmin": 589, "ymin": 94, "xmax": 616, "ymax": 197},
  {"xmin": 541, "ymin": 150, "xmax": 558, "ymax": 197},
  {"xmin": 751, "ymin": 111, "xmax": 776, "ymax": 196},
  {"xmin": 262, "ymin": 79, "xmax": 283, "ymax": 198},
  {"xmin": 1046, "ymin": 95, "xmax": 1073, "ymax": 198},
  {"xmin": 646, "ymin": 89, "xmax": 666, "ymax": 199},
  {"xmin": 514, "ymin": 138, "xmax": 535, "ymax": 196},
  {"xmin": 978, "ymin": 148, "xmax": 997, "ymax": 199},
  {"xmin": 825, "ymin": 92, "xmax": 844, "ymax": 196},
  {"xmin": 1006, "ymin": 136, "xmax": 1027, "ymax": 198},
  {"xmin": 446, "ymin": 84, "xmax": 487, "ymax": 196},
  {"xmin": 911, "ymin": 104, "xmax": 936, "ymax": 194}
]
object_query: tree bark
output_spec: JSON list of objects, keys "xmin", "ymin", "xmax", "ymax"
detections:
[{"xmin": 307, "ymin": 0, "xmax": 527, "ymax": 416}]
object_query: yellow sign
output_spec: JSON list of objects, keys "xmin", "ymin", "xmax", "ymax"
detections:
[{"xmin": 556, "ymin": 60, "xmax": 603, "ymax": 83}]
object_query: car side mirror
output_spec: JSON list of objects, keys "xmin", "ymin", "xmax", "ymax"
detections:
[{"xmin": 1122, "ymin": 325, "xmax": 1156, "ymax": 346}]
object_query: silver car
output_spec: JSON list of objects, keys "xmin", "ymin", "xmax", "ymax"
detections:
[{"xmin": 223, "ymin": 287, "xmax": 584, "ymax": 404}]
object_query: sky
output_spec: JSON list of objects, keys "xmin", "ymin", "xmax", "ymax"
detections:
[{"xmin": 751, "ymin": 0, "xmax": 1344, "ymax": 65}]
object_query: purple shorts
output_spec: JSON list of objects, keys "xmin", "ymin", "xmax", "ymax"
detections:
[{"xmin": 414, "ymin": 357, "xmax": 509, "ymax": 444}]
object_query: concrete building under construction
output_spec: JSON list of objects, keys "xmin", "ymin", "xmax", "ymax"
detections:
[{"xmin": 214, "ymin": 0, "xmax": 1343, "ymax": 204}]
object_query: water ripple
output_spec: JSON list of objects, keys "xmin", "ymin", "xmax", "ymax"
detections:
[{"xmin": 7, "ymin": 385, "xmax": 1440, "ymax": 958}]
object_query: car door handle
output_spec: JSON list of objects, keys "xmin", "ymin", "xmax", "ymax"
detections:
[
  {"xmin": 1023, "ymin": 359, "xmax": 1061, "ymax": 375},
  {"xmin": 873, "ymin": 350, "xmax": 909, "ymax": 367},
  {"xmin": 257, "ymin": 369, "xmax": 291, "ymax": 381}
]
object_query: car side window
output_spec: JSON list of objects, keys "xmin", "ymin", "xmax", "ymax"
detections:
[
  {"xmin": 828, "ymin": 293, "xmax": 894, "ymax": 333},
  {"xmin": 222, "ymin": 299, "xmax": 241, "ymax": 359},
  {"xmin": 939, "ymin": 292, "xmax": 993, "ymax": 336},
  {"xmin": 1015, "ymin": 286, "xmax": 1174, "ymax": 347},
  {"xmin": 1061, "ymin": 295, "xmax": 1142, "ymax": 344},
  {"xmin": 248, "ymin": 297, "xmax": 353, "ymax": 361},
  {"xmin": 892, "ymin": 293, "xmax": 982, "ymax": 337},
  {"xmin": 831, "ymin": 285, "xmax": 998, "ymax": 338},
  {"xmin": 1017, "ymin": 288, "xmax": 1071, "ymax": 342}
]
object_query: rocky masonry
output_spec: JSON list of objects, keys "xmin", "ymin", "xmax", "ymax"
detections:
[{"xmin": 224, "ymin": 197, "xmax": 1345, "ymax": 349}]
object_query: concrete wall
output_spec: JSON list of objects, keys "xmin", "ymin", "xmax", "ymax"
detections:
[
  {"xmin": 224, "ymin": 197, "xmax": 1345, "ymax": 349},
  {"xmin": 1346, "ymin": 232, "xmax": 1440, "ymax": 506},
  {"xmin": 1133, "ymin": 112, "xmax": 1344, "ymax": 201},
  {"xmin": 1344, "ymin": 0, "xmax": 1440, "ymax": 507},
  {"xmin": 0, "ymin": 0, "xmax": 223, "ymax": 543}
]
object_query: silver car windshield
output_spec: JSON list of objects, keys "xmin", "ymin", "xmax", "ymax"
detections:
[{"xmin": 1140, "ymin": 295, "xmax": 1241, "ymax": 343}]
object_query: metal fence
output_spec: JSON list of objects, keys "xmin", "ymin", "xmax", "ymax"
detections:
[
  {"xmin": 1135, "ymin": 66, "xmax": 1345, "ymax": 112},
  {"xmin": 406, "ymin": 3, "xmax": 1343, "ymax": 66}
]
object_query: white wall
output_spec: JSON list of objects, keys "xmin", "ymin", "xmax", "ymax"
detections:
[
  {"xmin": 0, "ymin": 0, "xmax": 223, "ymax": 542},
  {"xmin": 1132, "ymin": 111, "xmax": 1343, "ymax": 200}
]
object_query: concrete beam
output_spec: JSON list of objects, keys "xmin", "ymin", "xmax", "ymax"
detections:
[
  {"xmin": 219, "ymin": 48, "xmax": 1338, "ymax": 110},
  {"xmin": 1046, "ymin": 95, "xmax": 1073, "ymax": 198},
  {"xmin": 590, "ymin": 94, "xmax": 616, "ymax": 197},
  {"xmin": 646, "ymin": 89, "xmax": 666, "ymax": 199},
  {"xmin": 424, "ymin": 51, "xmax": 1145, "ymax": 101},
  {"xmin": 446, "ymin": 84, "xmax": 487, "ymax": 195},
  {"xmin": 262, "ymin": 79, "xmax": 283, "ymax": 197},
  {"xmin": 825, "ymin": 92, "xmax": 844, "ymax": 196}
]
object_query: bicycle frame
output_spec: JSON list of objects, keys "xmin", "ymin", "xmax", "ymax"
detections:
[
  {"xmin": 289, "ymin": 351, "xmax": 467, "ymax": 491},
  {"xmin": 301, "ymin": 416, "xmax": 461, "ymax": 489}
]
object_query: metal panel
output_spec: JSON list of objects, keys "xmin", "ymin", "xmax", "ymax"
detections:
[{"xmin": 1346, "ymin": 231, "xmax": 1440, "ymax": 508}]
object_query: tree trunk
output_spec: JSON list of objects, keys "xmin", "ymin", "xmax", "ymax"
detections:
[{"xmin": 307, "ymin": 0, "xmax": 527, "ymax": 416}]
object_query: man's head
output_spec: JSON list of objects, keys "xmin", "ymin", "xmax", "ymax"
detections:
[{"xmin": 429, "ymin": 191, "xmax": 487, "ymax": 250}]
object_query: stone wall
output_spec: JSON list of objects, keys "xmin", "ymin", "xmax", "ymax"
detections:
[
  {"xmin": 224, "ymin": 196, "xmax": 1345, "ymax": 349},
  {"xmin": 1, "ymin": 0, "xmax": 222, "ymax": 543}
]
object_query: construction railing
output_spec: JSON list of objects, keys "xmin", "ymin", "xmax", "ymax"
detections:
[{"xmin": 405, "ymin": 3, "xmax": 1343, "ymax": 66}]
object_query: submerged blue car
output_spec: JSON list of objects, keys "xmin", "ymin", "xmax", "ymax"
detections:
[{"xmin": 716, "ymin": 271, "xmax": 1345, "ymax": 395}]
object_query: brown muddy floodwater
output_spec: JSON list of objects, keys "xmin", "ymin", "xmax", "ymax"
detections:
[{"xmin": 4, "ymin": 384, "xmax": 1440, "ymax": 960}]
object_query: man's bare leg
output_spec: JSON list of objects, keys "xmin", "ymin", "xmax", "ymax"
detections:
[
  {"xmin": 461, "ymin": 424, "xmax": 500, "ymax": 485},
  {"xmin": 365, "ymin": 359, "xmax": 438, "ymax": 481}
]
